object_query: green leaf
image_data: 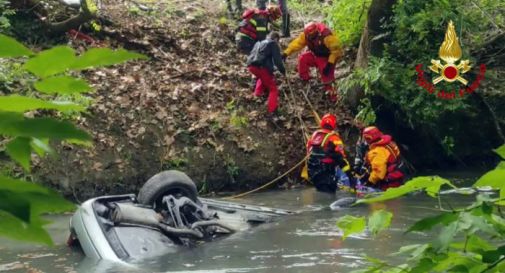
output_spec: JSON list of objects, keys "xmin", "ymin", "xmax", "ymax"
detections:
[
  {"xmin": 30, "ymin": 138, "xmax": 53, "ymax": 157},
  {"xmin": 406, "ymin": 212, "xmax": 459, "ymax": 233},
  {"xmin": 357, "ymin": 176, "xmax": 454, "ymax": 204},
  {"xmin": 0, "ymin": 113, "xmax": 91, "ymax": 142},
  {"xmin": 0, "ymin": 176, "xmax": 75, "ymax": 217},
  {"xmin": 460, "ymin": 211, "xmax": 500, "ymax": 237},
  {"xmin": 0, "ymin": 95, "xmax": 84, "ymax": 113},
  {"xmin": 434, "ymin": 221, "xmax": 459, "ymax": 251},
  {"xmin": 474, "ymin": 168, "xmax": 505, "ymax": 189},
  {"xmin": 432, "ymin": 252, "xmax": 485, "ymax": 272},
  {"xmin": 0, "ymin": 211, "xmax": 52, "ymax": 245},
  {"xmin": 393, "ymin": 244, "xmax": 425, "ymax": 256},
  {"xmin": 5, "ymin": 137, "xmax": 31, "ymax": 171},
  {"xmin": 0, "ymin": 176, "xmax": 75, "ymax": 245},
  {"xmin": 23, "ymin": 46, "xmax": 145, "ymax": 78},
  {"xmin": 71, "ymin": 48, "xmax": 147, "ymax": 70},
  {"xmin": 368, "ymin": 209, "xmax": 393, "ymax": 236},
  {"xmin": 452, "ymin": 235, "xmax": 496, "ymax": 254},
  {"xmin": 409, "ymin": 258, "xmax": 437, "ymax": 273},
  {"xmin": 23, "ymin": 46, "xmax": 76, "ymax": 78},
  {"xmin": 447, "ymin": 265, "xmax": 469, "ymax": 273},
  {"xmin": 0, "ymin": 34, "xmax": 33, "ymax": 57},
  {"xmin": 488, "ymin": 213, "xmax": 505, "ymax": 234},
  {"xmin": 496, "ymin": 161, "xmax": 505, "ymax": 170},
  {"xmin": 474, "ymin": 168, "xmax": 505, "ymax": 205},
  {"xmin": 348, "ymin": 256, "xmax": 390, "ymax": 273},
  {"xmin": 494, "ymin": 144, "xmax": 505, "ymax": 160},
  {"xmin": 392, "ymin": 244, "xmax": 431, "ymax": 263},
  {"xmin": 0, "ymin": 190, "xmax": 30, "ymax": 222},
  {"xmin": 336, "ymin": 215, "xmax": 366, "ymax": 240},
  {"xmin": 34, "ymin": 76, "xmax": 92, "ymax": 94}
]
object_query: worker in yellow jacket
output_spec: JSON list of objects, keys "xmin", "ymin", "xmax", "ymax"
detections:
[
  {"xmin": 361, "ymin": 126, "xmax": 405, "ymax": 191},
  {"xmin": 282, "ymin": 22, "xmax": 342, "ymax": 102}
]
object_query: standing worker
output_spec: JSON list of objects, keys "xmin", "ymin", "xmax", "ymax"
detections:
[
  {"xmin": 236, "ymin": 5, "xmax": 282, "ymax": 55},
  {"xmin": 361, "ymin": 126, "xmax": 405, "ymax": 191},
  {"xmin": 283, "ymin": 22, "xmax": 342, "ymax": 102},
  {"xmin": 246, "ymin": 32, "xmax": 286, "ymax": 113},
  {"xmin": 256, "ymin": 0, "xmax": 290, "ymax": 37},
  {"xmin": 306, "ymin": 113, "xmax": 354, "ymax": 192}
]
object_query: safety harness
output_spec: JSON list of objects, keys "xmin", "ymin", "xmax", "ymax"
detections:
[{"xmin": 308, "ymin": 130, "xmax": 349, "ymax": 171}]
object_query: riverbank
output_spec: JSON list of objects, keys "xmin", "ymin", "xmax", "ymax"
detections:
[{"xmin": 14, "ymin": 0, "xmax": 357, "ymax": 201}]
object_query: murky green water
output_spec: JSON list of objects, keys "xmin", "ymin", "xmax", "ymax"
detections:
[{"xmin": 0, "ymin": 172, "xmax": 483, "ymax": 273}]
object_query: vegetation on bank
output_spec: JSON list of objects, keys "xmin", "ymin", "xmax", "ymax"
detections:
[
  {"xmin": 0, "ymin": 35, "xmax": 144, "ymax": 244},
  {"xmin": 337, "ymin": 144, "xmax": 505, "ymax": 272},
  {"xmin": 339, "ymin": 0, "xmax": 504, "ymax": 162}
]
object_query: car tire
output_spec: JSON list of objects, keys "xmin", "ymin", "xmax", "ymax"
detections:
[{"xmin": 137, "ymin": 170, "xmax": 198, "ymax": 208}]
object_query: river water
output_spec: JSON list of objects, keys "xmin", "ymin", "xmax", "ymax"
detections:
[{"xmin": 0, "ymin": 171, "xmax": 483, "ymax": 273}]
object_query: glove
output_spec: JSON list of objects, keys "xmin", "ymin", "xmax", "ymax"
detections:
[
  {"xmin": 281, "ymin": 53, "xmax": 288, "ymax": 62},
  {"xmin": 323, "ymin": 63, "xmax": 333, "ymax": 76}
]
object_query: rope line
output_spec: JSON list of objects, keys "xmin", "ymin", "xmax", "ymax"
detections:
[{"xmin": 223, "ymin": 154, "xmax": 310, "ymax": 199}]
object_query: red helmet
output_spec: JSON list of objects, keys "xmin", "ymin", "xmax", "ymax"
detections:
[
  {"xmin": 304, "ymin": 22, "xmax": 318, "ymax": 39},
  {"xmin": 320, "ymin": 113, "xmax": 337, "ymax": 130},
  {"xmin": 267, "ymin": 4, "xmax": 282, "ymax": 20},
  {"xmin": 362, "ymin": 126, "xmax": 383, "ymax": 143}
]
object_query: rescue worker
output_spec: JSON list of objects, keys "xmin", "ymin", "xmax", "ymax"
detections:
[
  {"xmin": 236, "ymin": 5, "xmax": 282, "ymax": 55},
  {"xmin": 283, "ymin": 22, "xmax": 343, "ymax": 102},
  {"xmin": 306, "ymin": 113, "xmax": 353, "ymax": 192},
  {"xmin": 246, "ymin": 31, "xmax": 286, "ymax": 113},
  {"xmin": 362, "ymin": 126, "xmax": 405, "ymax": 191},
  {"xmin": 256, "ymin": 0, "xmax": 290, "ymax": 37}
]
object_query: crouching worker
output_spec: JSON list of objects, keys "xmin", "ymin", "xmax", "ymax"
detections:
[
  {"xmin": 282, "ymin": 22, "xmax": 342, "ymax": 102},
  {"xmin": 246, "ymin": 32, "xmax": 286, "ymax": 113},
  {"xmin": 306, "ymin": 113, "xmax": 354, "ymax": 192},
  {"xmin": 362, "ymin": 126, "xmax": 405, "ymax": 191}
]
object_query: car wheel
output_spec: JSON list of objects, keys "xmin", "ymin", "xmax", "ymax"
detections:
[{"xmin": 137, "ymin": 170, "xmax": 198, "ymax": 209}]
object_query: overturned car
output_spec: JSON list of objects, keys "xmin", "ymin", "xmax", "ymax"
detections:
[{"xmin": 68, "ymin": 170, "xmax": 292, "ymax": 263}]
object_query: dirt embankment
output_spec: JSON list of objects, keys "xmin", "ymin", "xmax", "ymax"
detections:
[{"xmin": 33, "ymin": 0, "xmax": 357, "ymax": 201}]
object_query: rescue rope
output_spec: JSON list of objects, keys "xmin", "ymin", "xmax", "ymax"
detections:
[
  {"xmin": 223, "ymin": 154, "xmax": 310, "ymax": 199},
  {"xmin": 224, "ymin": 69, "xmax": 319, "ymax": 200},
  {"xmin": 285, "ymin": 75, "xmax": 309, "ymax": 142},
  {"xmin": 300, "ymin": 84, "xmax": 321, "ymax": 124}
]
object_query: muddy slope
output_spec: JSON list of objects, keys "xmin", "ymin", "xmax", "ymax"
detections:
[{"xmin": 33, "ymin": 0, "xmax": 357, "ymax": 200}]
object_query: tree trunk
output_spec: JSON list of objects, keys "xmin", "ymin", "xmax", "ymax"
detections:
[{"xmin": 346, "ymin": 0, "xmax": 396, "ymax": 110}]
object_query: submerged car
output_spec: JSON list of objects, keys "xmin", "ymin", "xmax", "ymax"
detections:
[{"xmin": 68, "ymin": 170, "xmax": 292, "ymax": 263}]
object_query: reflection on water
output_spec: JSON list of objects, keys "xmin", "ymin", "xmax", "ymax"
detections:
[{"xmin": 0, "ymin": 174, "xmax": 480, "ymax": 273}]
